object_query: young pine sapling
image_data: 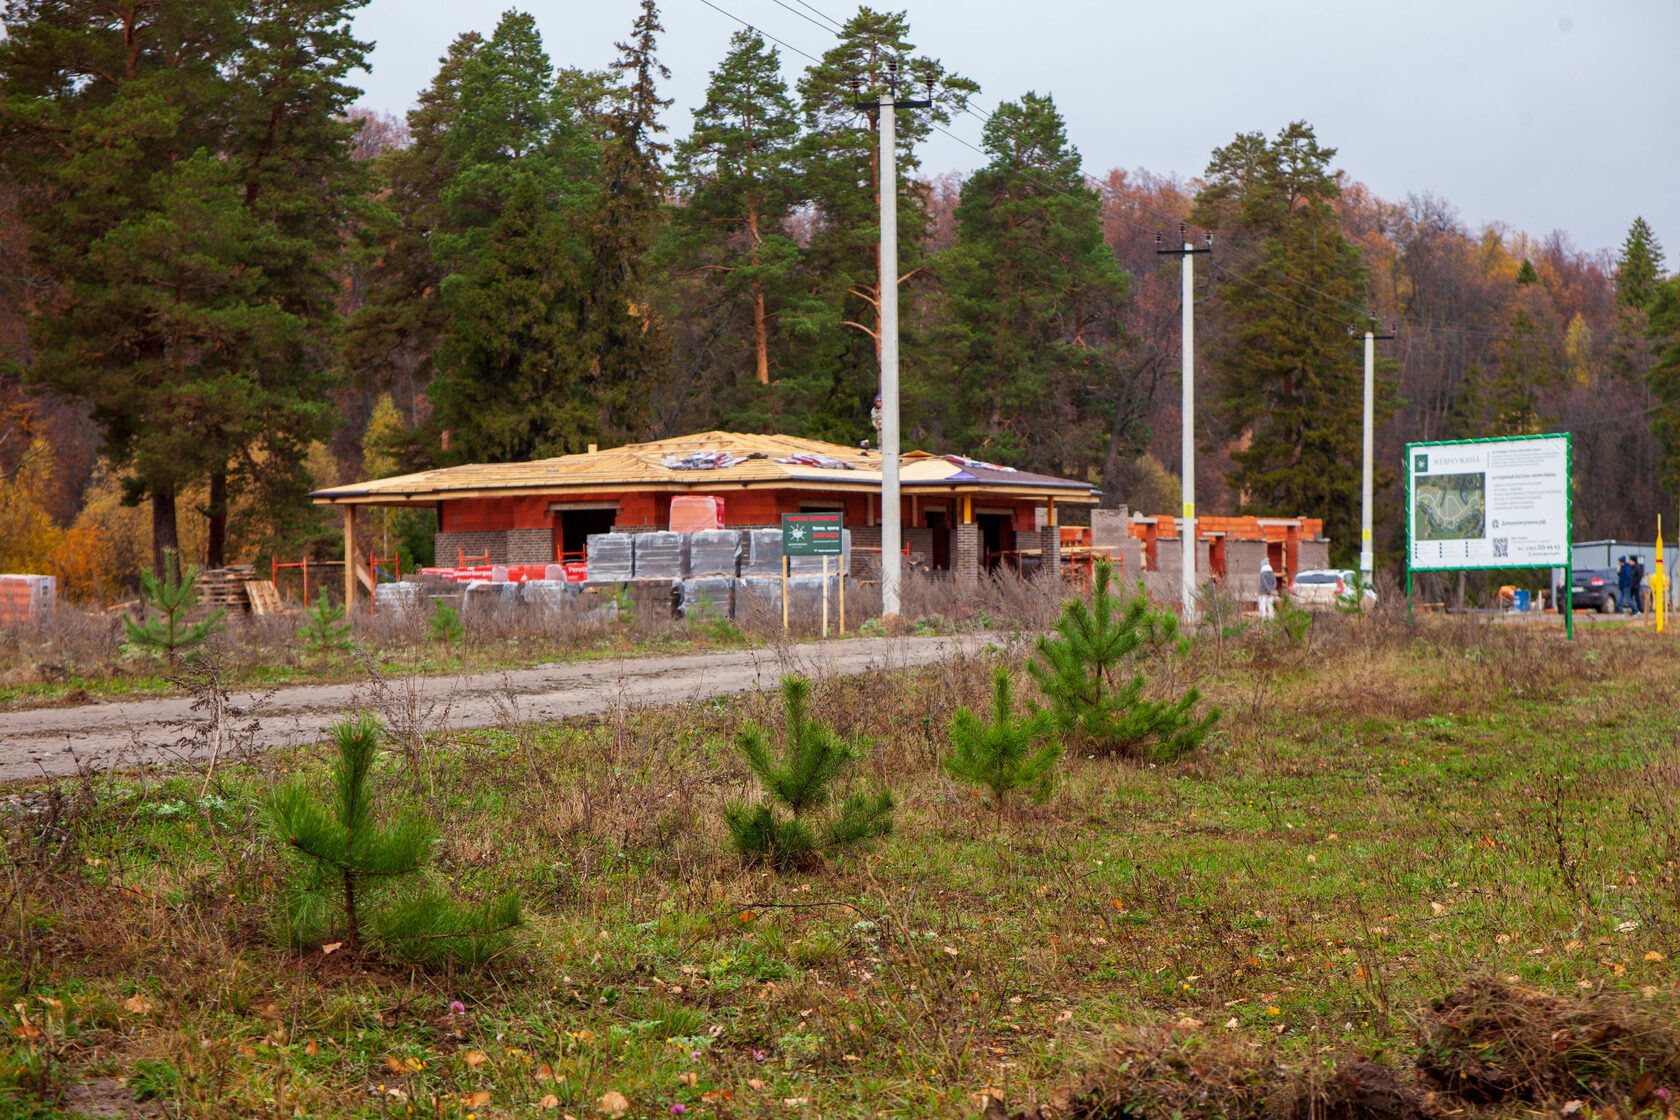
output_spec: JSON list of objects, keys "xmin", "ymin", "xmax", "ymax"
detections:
[
  {"xmin": 298, "ymin": 590, "xmax": 354, "ymax": 656},
  {"xmin": 945, "ymin": 667, "xmax": 1061, "ymax": 812},
  {"xmin": 270, "ymin": 715, "xmax": 520, "ymax": 962},
  {"xmin": 1029, "ymin": 558, "xmax": 1220, "ymax": 762},
  {"xmin": 123, "ymin": 549, "xmax": 225, "ymax": 664},
  {"xmin": 724, "ymin": 675, "xmax": 894, "ymax": 870}
]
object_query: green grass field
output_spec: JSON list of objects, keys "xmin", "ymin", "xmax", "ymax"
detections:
[{"xmin": 3, "ymin": 613, "xmax": 1676, "ymax": 1118}]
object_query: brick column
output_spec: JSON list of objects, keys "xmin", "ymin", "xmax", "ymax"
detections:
[
  {"xmin": 1044, "ymin": 528, "xmax": 1062, "ymax": 582},
  {"xmin": 954, "ymin": 522, "xmax": 981, "ymax": 580}
]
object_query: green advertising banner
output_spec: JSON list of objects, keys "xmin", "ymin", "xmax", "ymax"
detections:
[{"xmin": 782, "ymin": 512, "xmax": 843, "ymax": 557}]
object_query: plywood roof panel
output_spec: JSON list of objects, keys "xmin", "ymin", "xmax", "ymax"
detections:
[{"xmin": 312, "ymin": 431, "xmax": 1098, "ymax": 505}]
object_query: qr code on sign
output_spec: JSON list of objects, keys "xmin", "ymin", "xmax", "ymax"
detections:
[{"xmin": 1492, "ymin": 538, "xmax": 1509, "ymax": 558}]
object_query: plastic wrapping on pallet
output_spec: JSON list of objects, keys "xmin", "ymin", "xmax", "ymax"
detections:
[
  {"xmin": 743, "ymin": 529, "xmax": 784, "ymax": 575},
  {"xmin": 736, "ymin": 573, "xmax": 841, "ymax": 614},
  {"xmin": 669, "ymin": 495, "xmax": 725, "ymax": 532},
  {"xmin": 374, "ymin": 582, "xmax": 420, "ymax": 613},
  {"xmin": 585, "ymin": 532, "xmax": 634, "ymax": 580},
  {"xmin": 687, "ymin": 530, "xmax": 742, "ymax": 577},
  {"xmin": 677, "ymin": 577, "xmax": 736, "ymax": 619},
  {"xmin": 631, "ymin": 531, "xmax": 689, "ymax": 580},
  {"xmin": 521, "ymin": 579, "xmax": 576, "ymax": 607}
]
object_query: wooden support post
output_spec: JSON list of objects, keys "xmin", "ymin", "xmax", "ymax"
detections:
[
  {"xmin": 839, "ymin": 566, "xmax": 845, "ymax": 634},
  {"xmin": 962, "ymin": 494, "xmax": 972, "ymax": 523},
  {"xmin": 342, "ymin": 505, "xmax": 357, "ymax": 612},
  {"xmin": 781, "ymin": 554, "xmax": 789, "ymax": 632},
  {"xmin": 821, "ymin": 554, "xmax": 830, "ymax": 637}
]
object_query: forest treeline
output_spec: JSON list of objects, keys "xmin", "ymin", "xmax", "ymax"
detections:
[{"xmin": 2, "ymin": 1, "xmax": 1676, "ymax": 601}]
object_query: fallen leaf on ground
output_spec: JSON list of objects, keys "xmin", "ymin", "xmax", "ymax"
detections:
[
  {"xmin": 462, "ymin": 1090, "xmax": 491, "ymax": 1108},
  {"xmin": 304, "ymin": 1039, "xmax": 318, "ymax": 1056},
  {"xmin": 700, "ymin": 1090, "xmax": 735, "ymax": 1103},
  {"xmin": 678, "ymin": 1071, "xmax": 698, "ymax": 1087},
  {"xmin": 1645, "ymin": 950, "xmax": 1665, "ymax": 962},
  {"xmin": 784, "ymin": 1098, "xmax": 809, "ymax": 1107},
  {"xmin": 123, "ymin": 995, "xmax": 153, "ymax": 1015},
  {"xmin": 321, "ymin": 942, "xmax": 343, "ymax": 955},
  {"xmin": 385, "ymin": 1056, "xmax": 404, "ymax": 1073},
  {"xmin": 598, "ymin": 1090, "xmax": 629, "ymax": 1118},
  {"xmin": 463, "ymin": 1051, "xmax": 489, "ymax": 1069},
  {"xmin": 747, "ymin": 1079, "xmax": 766, "ymax": 1091},
  {"xmin": 537, "ymin": 1063, "xmax": 555, "ymax": 1080},
  {"xmin": 540, "ymin": 1095, "xmax": 559, "ymax": 1109}
]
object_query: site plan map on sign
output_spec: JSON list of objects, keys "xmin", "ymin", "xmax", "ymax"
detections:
[{"xmin": 1413, "ymin": 470, "xmax": 1486, "ymax": 541}]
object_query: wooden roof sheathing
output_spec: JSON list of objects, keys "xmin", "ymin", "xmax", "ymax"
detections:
[{"xmin": 311, "ymin": 430, "xmax": 1098, "ymax": 506}]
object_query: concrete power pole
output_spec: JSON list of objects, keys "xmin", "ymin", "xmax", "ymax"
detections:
[
  {"xmin": 1158, "ymin": 225, "xmax": 1210, "ymax": 620},
  {"xmin": 1358, "ymin": 323, "xmax": 1394, "ymax": 583},
  {"xmin": 862, "ymin": 66, "xmax": 929, "ymax": 621}
]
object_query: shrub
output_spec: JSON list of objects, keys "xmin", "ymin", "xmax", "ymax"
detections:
[
  {"xmin": 122, "ymin": 549, "xmax": 224, "ymax": 664},
  {"xmin": 724, "ymin": 676, "xmax": 894, "ymax": 870},
  {"xmin": 1028, "ymin": 558, "xmax": 1219, "ymax": 761},
  {"xmin": 269, "ymin": 715, "xmax": 520, "ymax": 963},
  {"xmin": 428, "ymin": 601, "xmax": 464, "ymax": 650},
  {"xmin": 298, "ymin": 590, "xmax": 354, "ymax": 655},
  {"xmin": 945, "ymin": 666, "xmax": 1061, "ymax": 810}
]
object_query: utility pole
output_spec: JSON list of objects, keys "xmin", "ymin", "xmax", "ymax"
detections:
[
  {"xmin": 1356, "ymin": 322, "xmax": 1395, "ymax": 583},
  {"xmin": 1158, "ymin": 224, "xmax": 1211, "ymax": 620},
  {"xmin": 857, "ymin": 63, "xmax": 929, "ymax": 621}
]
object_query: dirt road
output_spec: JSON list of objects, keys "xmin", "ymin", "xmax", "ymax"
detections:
[{"xmin": 0, "ymin": 634, "xmax": 1002, "ymax": 781}]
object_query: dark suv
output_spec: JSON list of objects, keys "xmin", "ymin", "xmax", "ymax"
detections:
[{"xmin": 1570, "ymin": 567, "xmax": 1622, "ymax": 613}]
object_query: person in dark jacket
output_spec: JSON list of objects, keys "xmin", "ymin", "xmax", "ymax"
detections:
[
  {"xmin": 1618, "ymin": 556, "xmax": 1634, "ymax": 613},
  {"xmin": 1632, "ymin": 556, "xmax": 1647, "ymax": 614}
]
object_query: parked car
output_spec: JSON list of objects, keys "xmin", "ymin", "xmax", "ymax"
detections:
[
  {"xmin": 1570, "ymin": 567, "xmax": 1622, "ymax": 613},
  {"xmin": 1288, "ymin": 568, "xmax": 1377, "ymax": 609}
]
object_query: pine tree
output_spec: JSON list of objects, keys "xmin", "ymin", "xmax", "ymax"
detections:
[
  {"xmin": 1648, "ymin": 276, "xmax": 1680, "ymax": 496},
  {"xmin": 933, "ymin": 91, "xmax": 1128, "ymax": 475},
  {"xmin": 1027, "ymin": 559, "xmax": 1219, "ymax": 762},
  {"xmin": 789, "ymin": 8, "xmax": 977, "ymax": 440},
  {"xmin": 124, "ymin": 550, "xmax": 226, "ymax": 664},
  {"xmin": 668, "ymin": 30, "xmax": 809, "ymax": 394},
  {"xmin": 1, "ymin": 0, "xmax": 368, "ymax": 574},
  {"xmin": 340, "ymin": 32, "xmax": 484, "ymax": 414},
  {"xmin": 582, "ymin": 0, "xmax": 673, "ymax": 442},
  {"xmin": 1615, "ymin": 218, "xmax": 1665, "ymax": 311},
  {"xmin": 1190, "ymin": 122, "xmax": 1394, "ymax": 560},
  {"xmin": 724, "ymin": 676, "xmax": 893, "ymax": 870},
  {"xmin": 271, "ymin": 715, "xmax": 521, "ymax": 962},
  {"xmin": 298, "ymin": 590, "xmax": 354, "ymax": 656},
  {"xmin": 944, "ymin": 667, "xmax": 1061, "ymax": 810}
]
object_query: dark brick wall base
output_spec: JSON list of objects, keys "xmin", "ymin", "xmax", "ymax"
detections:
[
  {"xmin": 506, "ymin": 528, "xmax": 553, "ymax": 564},
  {"xmin": 953, "ymin": 523, "xmax": 981, "ymax": 579},
  {"xmin": 436, "ymin": 530, "xmax": 507, "ymax": 566}
]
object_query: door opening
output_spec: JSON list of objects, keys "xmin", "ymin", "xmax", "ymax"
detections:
[{"xmin": 555, "ymin": 508, "xmax": 618, "ymax": 563}]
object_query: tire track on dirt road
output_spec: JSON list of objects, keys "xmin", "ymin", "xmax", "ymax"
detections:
[{"xmin": 0, "ymin": 634, "xmax": 1005, "ymax": 781}]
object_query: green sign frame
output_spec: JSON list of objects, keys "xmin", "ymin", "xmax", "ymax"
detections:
[{"xmin": 782, "ymin": 512, "xmax": 843, "ymax": 557}]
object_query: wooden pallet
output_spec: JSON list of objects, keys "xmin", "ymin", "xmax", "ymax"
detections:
[
  {"xmin": 199, "ymin": 566, "xmax": 258, "ymax": 610},
  {"xmin": 246, "ymin": 580, "xmax": 283, "ymax": 616}
]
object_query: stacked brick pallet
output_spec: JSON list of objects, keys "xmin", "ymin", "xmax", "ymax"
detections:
[{"xmin": 0, "ymin": 574, "xmax": 55, "ymax": 627}]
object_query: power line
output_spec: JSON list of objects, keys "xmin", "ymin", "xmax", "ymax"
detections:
[{"xmin": 695, "ymin": 0, "xmax": 1580, "ymax": 345}]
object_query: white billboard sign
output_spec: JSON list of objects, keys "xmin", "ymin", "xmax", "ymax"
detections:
[{"xmin": 1406, "ymin": 434, "xmax": 1570, "ymax": 571}]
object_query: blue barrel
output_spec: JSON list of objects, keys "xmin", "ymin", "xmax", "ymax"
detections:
[{"xmin": 1512, "ymin": 589, "xmax": 1530, "ymax": 612}]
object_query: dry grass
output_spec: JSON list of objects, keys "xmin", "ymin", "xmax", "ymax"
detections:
[{"xmin": 1, "ymin": 614, "xmax": 1677, "ymax": 1118}]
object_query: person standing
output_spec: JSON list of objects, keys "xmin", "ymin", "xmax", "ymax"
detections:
[
  {"xmin": 1258, "ymin": 560, "xmax": 1278, "ymax": 620},
  {"xmin": 1618, "ymin": 556, "xmax": 1634, "ymax": 613},
  {"xmin": 1632, "ymin": 555, "xmax": 1647, "ymax": 614}
]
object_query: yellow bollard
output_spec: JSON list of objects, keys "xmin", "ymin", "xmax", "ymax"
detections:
[{"xmin": 1655, "ymin": 518, "xmax": 1667, "ymax": 634}]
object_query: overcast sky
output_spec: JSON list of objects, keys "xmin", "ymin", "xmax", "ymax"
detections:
[{"xmin": 349, "ymin": 0, "xmax": 1679, "ymax": 263}]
